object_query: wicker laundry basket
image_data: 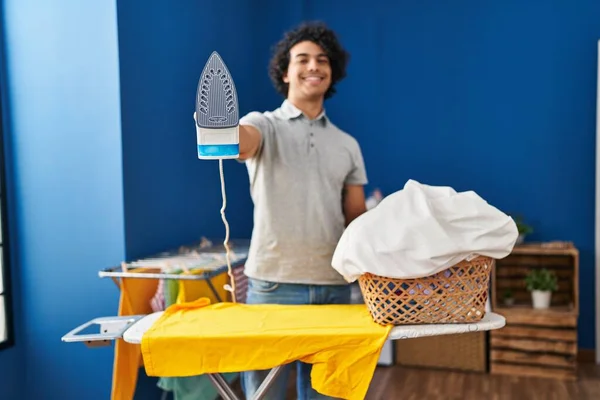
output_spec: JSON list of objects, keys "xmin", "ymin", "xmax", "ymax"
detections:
[{"xmin": 358, "ymin": 256, "xmax": 493, "ymax": 325}]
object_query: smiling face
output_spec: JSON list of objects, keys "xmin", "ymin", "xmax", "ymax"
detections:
[{"xmin": 283, "ymin": 40, "xmax": 332, "ymax": 102}]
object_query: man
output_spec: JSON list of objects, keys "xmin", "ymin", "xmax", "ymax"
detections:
[{"xmin": 237, "ymin": 21, "xmax": 368, "ymax": 399}]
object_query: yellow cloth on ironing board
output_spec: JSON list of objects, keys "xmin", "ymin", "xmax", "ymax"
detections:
[
  {"xmin": 176, "ymin": 267, "xmax": 230, "ymax": 304},
  {"xmin": 111, "ymin": 268, "xmax": 159, "ymax": 400},
  {"xmin": 141, "ymin": 298, "xmax": 392, "ymax": 400}
]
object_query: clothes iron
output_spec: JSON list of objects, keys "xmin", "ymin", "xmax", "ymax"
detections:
[
  {"xmin": 194, "ymin": 51, "xmax": 240, "ymax": 301},
  {"xmin": 195, "ymin": 51, "xmax": 240, "ymax": 159}
]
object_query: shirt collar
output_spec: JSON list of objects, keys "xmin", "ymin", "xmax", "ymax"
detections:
[{"xmin": 280, "ymin": 99, "xmax": 328, "ymax": 125}]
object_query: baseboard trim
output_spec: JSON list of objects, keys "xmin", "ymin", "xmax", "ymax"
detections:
[{"xmin": 578, "ymin": 348, "xmax": 596, "ymax": 363}]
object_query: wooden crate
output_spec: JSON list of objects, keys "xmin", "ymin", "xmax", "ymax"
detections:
[
  {"xmin": 490, "ymin": 242, "xmax": 579, "ymax": 380},
  {"xmin": 395, "ymin": 331, "xmax": 487, "ymax": 372}
]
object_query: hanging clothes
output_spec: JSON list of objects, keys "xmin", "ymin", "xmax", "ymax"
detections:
[
  {"xmin": 111, "ymin": 268, "xmax": 160, "ymax": 400},
  {"xmin": 176, "ymin": 268, "xmax": 231, "ymax": 304},
  {"xmin": 231, "ymin": 264, "xmax": 248, "ymax": 303},
  {"xmin": 141, "ymin": 299, "xmax": 392, "ymax": 400},
  {"xmin": 150, "ymin": 279, "xmax": 166, "ymax": 312}
]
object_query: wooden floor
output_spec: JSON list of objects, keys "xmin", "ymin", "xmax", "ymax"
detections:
[
  {"xmin": 364, "ymin": 363, "xmax": 600, "ymax": 400},
  {"xmin": 229, "ymin": 362, "xmax": 600, "ymax": 399}
]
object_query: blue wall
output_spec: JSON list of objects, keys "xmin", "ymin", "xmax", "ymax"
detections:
[
  {"xmin": 0, "ymin": 348, "xmax": 21, "ymax": 400},
  {"xmin": 1, "ymin": 1, "xmax": 125, "ymax": 399},
  {"xmin": 301, "ymin": 1, "xmax": 599, "ymax": 348},
  {"xmin": 117, "ymin": 0, "xmax": 259, "ymax": 260}
]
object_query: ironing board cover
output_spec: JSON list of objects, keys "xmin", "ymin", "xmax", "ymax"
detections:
[{"xmin": 140, "ymin": 298, "xmax": 392, "ymax": 400}]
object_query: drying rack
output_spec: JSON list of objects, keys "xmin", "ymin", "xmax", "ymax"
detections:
[
  {"xmin": 88, "ymin": 238, "xmax": 250, "ymax": 400},
  {"xmin": 98, "ymin": 237, "xmax": 250, "ymax": 302}
]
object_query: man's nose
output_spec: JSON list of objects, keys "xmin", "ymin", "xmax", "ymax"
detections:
[{"xmin": 307, "ymin": 58, "xmax": 319, "ymax": 71}]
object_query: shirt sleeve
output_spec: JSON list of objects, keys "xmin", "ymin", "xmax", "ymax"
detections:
[
  {"xmin": 239, "ymin": 111, "xmax": 274, "ymax": 186},
  {"xmin": 345, "ymin": 139, "xmax": 368, "ymax": 186},
  {"xmin": 239, "ymin": 111, "xmax": 274, "ymax": 161}
]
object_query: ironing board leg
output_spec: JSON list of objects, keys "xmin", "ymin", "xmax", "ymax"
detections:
[
  {"xmin": 250, "ymin": 366, "xmax": 285, "ymax": 400},
  {"xmin": 207, "ymin": 373, "xmax": 241, "ymax": 400},
  {"xmin": 205, "ymin": 366, "xmax": 284, "ymax": 400}
]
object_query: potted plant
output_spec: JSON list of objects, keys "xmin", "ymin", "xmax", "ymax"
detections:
[
  {"xmin": 502, "ymin": 288, "xmax": 515, "ymax": 306},
  {"xmin": 512, "ymin": 215, "xmax": 533, "ymax": 244},
  {"xmin": 524, "ymin": 269, "xmax": 558, "ymax": 309}
]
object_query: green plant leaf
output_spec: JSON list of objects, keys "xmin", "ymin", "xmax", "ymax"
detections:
[
  {"xmin": 512, "ymin": 215, "xmax": 533, "ymax": 235},
  {"xmin": 524, "ymin": 268, "xmax": 558, "ymax": 292}
]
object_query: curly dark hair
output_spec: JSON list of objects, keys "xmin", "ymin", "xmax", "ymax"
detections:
[{"xmin": 268, "ymin": 21, "xmax": 350, "ymax": 99}]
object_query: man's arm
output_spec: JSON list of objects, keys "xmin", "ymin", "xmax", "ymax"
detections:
[
  {"xmin": 342, "ymin": 184, "xmax": 367, "ymax": 226},
  {"xmin": 238, "ymin": 125, "xmax": 262, "ymax": 160},
  {"xmin": 194, "ymin": 112, "xmax": 262, "ymax": 160}
]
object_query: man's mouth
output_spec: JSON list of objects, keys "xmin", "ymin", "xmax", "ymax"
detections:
[{"xmin": 303, "ymin": 76, "xmax": 324, "ymax": 85}]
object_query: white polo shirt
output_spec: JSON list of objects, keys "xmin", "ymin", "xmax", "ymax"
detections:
[{"xmin": 239, "ymin": 100, "xmax": 368, "ymax": 285}]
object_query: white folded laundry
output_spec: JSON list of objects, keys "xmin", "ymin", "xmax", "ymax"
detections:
[{"xmin": 331, "ymin": 179, "xmax": 518, "ymax": 282}]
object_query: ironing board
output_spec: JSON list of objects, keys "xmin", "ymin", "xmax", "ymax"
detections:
[
  {"xmin": 63, "ymin": 310, "xmax": 505, "ymax": 400},
  {"xmin": 124, "ymin": 310, "xmax": 505, "ymax": 343}
]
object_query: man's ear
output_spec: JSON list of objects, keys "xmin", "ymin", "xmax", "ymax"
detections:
[{"xmin": 282, "ymin": 70, "xmax": 289, "ymax": 83}]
